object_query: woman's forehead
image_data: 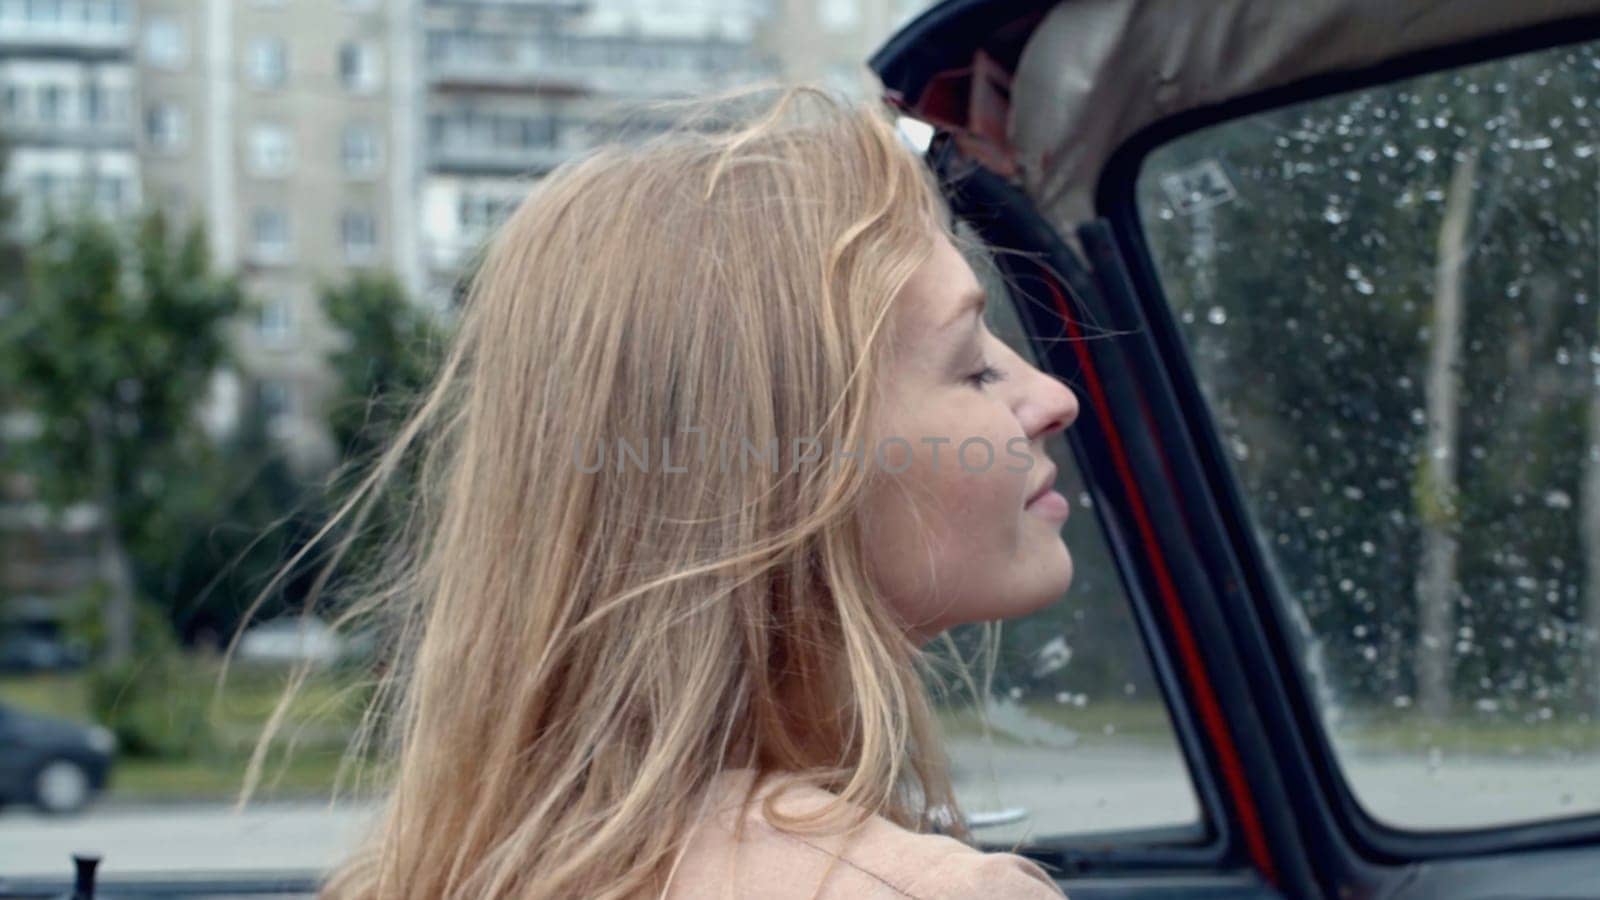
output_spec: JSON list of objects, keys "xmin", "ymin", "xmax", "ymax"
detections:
[{"xmin": 891, "ymin": 233, "xmax": 984, "ymax": 337}]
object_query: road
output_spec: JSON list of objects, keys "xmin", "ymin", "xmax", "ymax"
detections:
[
  {"xmin": 2, "ymin": 738, "xmax": 1598, "ymax": 879},
  {"xmin": 945, "ymin": 737, "xmax": 1600, "ymax": 846},
  {"xmin": 0, "ymin": 798, "xmax": 376, "ymax": 881}
]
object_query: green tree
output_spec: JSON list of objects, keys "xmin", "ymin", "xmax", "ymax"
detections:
[
  {"xmin": 0, "ymin": 131, "xmax": 25, "ymax": 311},
  {"xmin": 318, "ymin": 272, "xmax": 454, "ymax": 579},
  {"xmin": 1139, "ymin": 46, "xmax": 1599, "ymax": 720},
  {"xmin": 0, "ymin": 208, "xmax": 243, "ymax": 664},
  {"xmin": 158, "ymin": 383, "xmax": 327, "ymax": 648},
  {"xmin": 321, "ymin": 272, "xmax": 451, "ymax": 463},
  {"xmin": 0, "ymin": 130, "xmax": 28, "ymax": 629}
]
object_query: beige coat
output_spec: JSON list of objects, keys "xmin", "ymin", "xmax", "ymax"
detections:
[{"xmin": 660, "ymin": 769, "xmax": 1068, "ymax": 899}]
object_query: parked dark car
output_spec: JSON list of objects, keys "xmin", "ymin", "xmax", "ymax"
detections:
[
  {"xmin": 0, "ymin": 633, "xmax": 89, "ymax": 675},
  {"xmin": 0, "ymin": 702, "xmax": 115, "ymax": 815}
]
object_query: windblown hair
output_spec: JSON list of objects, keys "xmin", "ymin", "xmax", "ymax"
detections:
[{"xmin": 236, "ymin": 83, "xmax": 988, "ymax": 899}]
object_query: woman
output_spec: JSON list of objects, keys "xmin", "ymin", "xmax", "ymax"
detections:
[{"xmin": 247, "ymin": 83, "xmax": 1078, "ymax": 899}]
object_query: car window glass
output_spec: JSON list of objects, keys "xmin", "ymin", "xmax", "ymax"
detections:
[
  {"xmin": 935, "ymin": 227, "xmax": 1203, "ymax": 847},
  {"xmin": 1136, "ymin": 38, "xmax": 1600, "ymax": 831}
]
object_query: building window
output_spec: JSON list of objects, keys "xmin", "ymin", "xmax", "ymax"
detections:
[
  {"xmin": 80, "ymin": 0, "xmax": 113, "ymax": 25},
  {"xmin": 20, "ymin": 172, "xmax": 52, "ymax": 229},
  {"xmin": 111, "ymin": 85, "xmax": 129, "ymax": 125},
  {"xmin": 247, "ymin": 123, "xmax": 294, "ymax": 176},
  {"xmin": 155, "ymin": 184, "xmax": 187, "ymax": 227},
  {"xmin": 338, "ymin": 41, "xmax": 381, "ymax": 93},
  {"xmin": 819, "ymin": 0, "xmax": 860, "ymax": 30},
  {"xmin": 340, "ymin": 122, "xmax": 380, "ymax": 176},
  {"xmin": 258, "ymin": 296, "xmax": 292, "ymax": 342},
  {"xmin": 39, "ymin": 84, "xmax": 64, "ymax": 124},
  {"xmin": 26, "ymin": 0, "xmax": 63, "ymax": 24},
  {"xmin": 340, "ymin": 209, "xmax": 377, "ymax": 264},
  {"xmin": 429, "ymin": 110, "xmax": 565, "ymax": 160},
  {"xmin": 144, "ymin": 102, "xmax": 186, "ymax": 153},
  {"xmin": 90, "ymin": 85, "xmax": 128, "ymax": 126},
  {"xmin": 83, "ymin": 83, "xmax": 102, "ymax": 123},
  {"xmin": 142, "ymin": 16, "xmax": 186, "ymax": 69},
  {"xmin": 457, "ymin": 192, "xmax": 516, "ymax": 232},
  {"xmin": 250, "ymin": 207, "xmax": 291, "ymax": 262},
  {"xmin": 92, "ymin": 175, "xmax": 125, "ymax": 217},
  {"xmin": 28, "ymin": 172, "xmax": 57, "ymax": 205},
  {"xmin": 247, "ymin": 36, "xmax": 288, "ymax": 88}
]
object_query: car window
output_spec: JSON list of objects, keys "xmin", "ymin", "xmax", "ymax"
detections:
[
  {"xmin": 937, "ymin": 229, "xmax": 1202, "ymax": 847},
  {"xmin": 1136, "ymin": 38, "xmax": 1600, "ymax": 831}
]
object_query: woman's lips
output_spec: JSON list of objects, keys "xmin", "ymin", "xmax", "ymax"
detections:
[
  {"xmin": 1025, "ymin": 488, "xmax": 1071, "ymax": 522},
  {"xmin": 1024, "ymin": 462, "xmax": 1058, "ymax": 505},
  {"xmin": 1024, "ymin": 461, "xmax": 1070, "ymax": 522}
]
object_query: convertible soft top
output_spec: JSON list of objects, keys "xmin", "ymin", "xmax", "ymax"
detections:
[{"xmin": 874, "ymin": 0, "xmax": 1600, "ymax": 227}]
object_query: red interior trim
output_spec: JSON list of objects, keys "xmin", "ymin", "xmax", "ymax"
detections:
[
  {"xmin": 887, "ymin": 55, "xmax": 1020, "ymax": 177},
  {"xmin": 1046, "ymin": 279, "xmax": 1281, "ymax": 886}
]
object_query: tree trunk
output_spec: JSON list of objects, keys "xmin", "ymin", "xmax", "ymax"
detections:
[
  {"xmin": 86, "ymin": 403, "xmax": 134, "ymax": 666},
  {"xmin": 1415, "ymin": 149, "xmax": 1477, "ymax": 721},
  {"xmin": 1583, "ymin": 385, "xmax": 1600, "ymax": 714},
  {"xmin": 1585, "ymin": 167, "xmax": 1600, "ymax": 716},
  {"xmin": 98, "ymin": 521, "xmax": 135, "ymax": 665}
]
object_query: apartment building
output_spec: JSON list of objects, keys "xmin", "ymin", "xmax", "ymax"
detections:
[
  {"xmin": 0, "ymin": 0, "xmax": 141, "ymax": 234},
  {"xmin": 133, "ymin": 0, "xmax": 776, "ymax": 469},
  {"xmin": 0, "ymin": 1, "xmax": 420, "ymax": 475},
  {"xmin": 1, "ymin": 0, "xmax": 923, "ymax": 480},
  {"xmin": 417, "ymin": 0, "xmax": 774, "ymax": 306},
  {"xmin": 0, "ymin": 0, "xmax": 934, "ymax": 643},
  {"xmin": 0, "ymin": 1, "xmax": 139, "ymax": 639},
  {"xmin": 133, "ymin": 0, "xmax": 419, "ymax": 474}
]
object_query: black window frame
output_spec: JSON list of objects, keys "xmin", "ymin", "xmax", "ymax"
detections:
[
  {"xmin": 1095, "ymin": 10, "xmax": 1600, "ymax": 868},
  {"xmin": 935, "ymin": 143, "xmax": 1296, "ymax": 891}
]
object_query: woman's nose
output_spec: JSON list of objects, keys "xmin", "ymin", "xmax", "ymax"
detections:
[{"xmin": 1024, "ymin": 369, "xmax": 1079, "ymax": 441}]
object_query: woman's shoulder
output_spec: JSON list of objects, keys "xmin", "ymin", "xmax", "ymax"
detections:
[{"xmin": 662, "ymin": 769, "xmax": 1066, "ymax": 900}]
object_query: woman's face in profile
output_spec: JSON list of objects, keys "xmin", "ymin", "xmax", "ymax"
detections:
[{"xmin": 862, "ymin": 231, "xmax": 1080, "ymax": 644}]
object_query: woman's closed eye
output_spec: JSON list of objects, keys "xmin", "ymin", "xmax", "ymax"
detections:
[{"xmin": 965, "ymin": 363, "xmax": 1006, "ymax": 389}]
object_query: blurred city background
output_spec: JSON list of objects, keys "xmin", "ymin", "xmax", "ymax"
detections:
[
  {"xmin": 2, "ymin": 0, "xmax": 1600, "ymax": 886},
  {"xmin": 0, "ymin": 0, "xmax": 961, "ymax": 877}
]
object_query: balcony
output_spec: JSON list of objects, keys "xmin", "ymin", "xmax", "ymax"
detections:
[
  {"xmin": 425, "ymin": 0, "xmax": 588, "ymax": 13},
  {"xmin": 0, "ymin": 116, "xmax": 134, "ymax": 149},
  {"xmin": 429, "ymin": 139, "xmax": 571, "ymax": 175},
  {"xmin": 0, "ymin": 0, "xmax": 134, "ymax": 59},
  {"xmin": 427, "ymin": 110, "xmax": 582, "ymax": 174},
  {"xmin": 425, "ymin": 30, "xmax": 764, "ymax": 96}
]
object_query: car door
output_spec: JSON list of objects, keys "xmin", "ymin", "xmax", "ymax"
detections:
[
  {"xmin": 873, "ymin": 2, "xmax": 1600, "ymax": 898},
  {"xmin": 0, "ymin": 705, "xmax": 32, "ymax": 800}
]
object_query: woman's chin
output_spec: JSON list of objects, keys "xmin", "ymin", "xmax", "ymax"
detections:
[{"xmin": 1026, "ymin": 542, "xmax": 1074, "ymax": 614}]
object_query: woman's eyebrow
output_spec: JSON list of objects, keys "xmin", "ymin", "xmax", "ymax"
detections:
[{"xmin": 940, "ymin": 288, "xmax": 987, "ymax": 330}]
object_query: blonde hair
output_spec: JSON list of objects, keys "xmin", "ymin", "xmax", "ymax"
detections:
[{"xmin": 237, "ymin": 83, "xmax": 986, "ymax": 899}]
